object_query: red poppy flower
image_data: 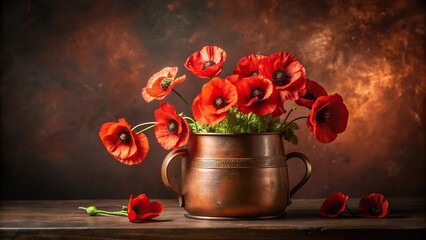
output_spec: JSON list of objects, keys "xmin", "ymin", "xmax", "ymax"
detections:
[
  {"xmin": 196, "ymin": 78, "xmax": 238, "ymax": 125},
  {"xmin": 142, "ymin": 67, "xmax": 186, "ymax": 102},
  {"xmin": 320, "ymin": 192, "xmax": 349, "ymax": 218},
  {"xmin": 225, "ymin": 74, "xmax": 242, "ymax": 85},
  {"xmin": 235, "ymin": 76, "xmax": 278, "ymax": 115},
  {"xmin": 259, "ymin": 52, "xmax": 307, "ymax": 100},
  {"xmin": 307, "ymin": 94, "xmax": 349, "ymax": 143},
  {"xmin": 127, "ymin": 194, "xmax": 163, "ymax": 222},
  {"xmin": 296, "ymin": 79, "xmax": 328, "ymax": 109},
  {"xmin": 359, "ymin": 193, "xmax": 389, "ymax": 219},
  {"xmin": 154, "ymin": 102, "xmax": 189, "ymax": 150},
  {"xmin": 184, "ymin": 46, "xmax": 226, "ymax": 78},
  {"xmin": 233, "ymin": 54, "xmax": 266, "ymax": 77},
  {"xmin": 192, "ymin": 94, "xmax": 208, "ymax": 125},
  {"xmin": 99, "ymin": 118, "xmax": 149, "ymax": 165}
]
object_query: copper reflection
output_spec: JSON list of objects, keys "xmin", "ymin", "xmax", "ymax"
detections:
[{"xmin": 161, "ymin": 133, "xmax": 311, "ymax": 219}]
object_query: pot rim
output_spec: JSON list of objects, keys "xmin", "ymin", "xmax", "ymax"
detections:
[{"xmin": 189, "ymin": 132, "xmax": 283, "ymax": 136}]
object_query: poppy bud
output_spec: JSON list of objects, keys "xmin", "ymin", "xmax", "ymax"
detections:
[{"xmin": 86, "ymin": 206, "xmax": 98, "ymax": 216}]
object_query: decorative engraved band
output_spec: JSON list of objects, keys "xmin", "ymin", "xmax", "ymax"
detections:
[{"xmin": 183, "ymin": 157, "xmax": 286, "ymax": 169}]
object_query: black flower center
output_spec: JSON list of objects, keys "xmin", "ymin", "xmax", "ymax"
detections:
[
  {"xmin": 330, "ymin": 202, "xmax": 343, "ymax": 214},
  {"xmin": 214, "ymin": 97, "xmax": 228, "ymax": 109},
  {"xmin": 302, "ymin": 91, "xmax": 317, "ymax": 101},
  {"xmin": 167, "ymin": 120, "xmax": 178, "ymax": 134},
  {"xmin": 369, "ymin": 204, "xmax": 382, "ymax": 216},
  {"xmin": 133, "ymin": 206, "xmax": 142, "ymax": 215},
  {"xmin": 315, "ymin": 107, "xmax": 331, "ymax": 123},
  {"xmin": 272, "ymin": 69, "xmax": 290, "ymax": 86},
  {"xmin": 202, "ymin": 61, "xmax": 216, "ymax": 70},
  {"xmin": 118, "ymin": 130, "xmax": 131, "ymax": 143},
  {"xmin": 161, "ymin": 78, "xmax": 173, "ymax": 90},
  {"xmin": 250, "ymin": 88, "xmax": 264, "ymax": 101},
  {"xmin": 247, "ymin": 70, "xmax": 259, "ymax": 77}
]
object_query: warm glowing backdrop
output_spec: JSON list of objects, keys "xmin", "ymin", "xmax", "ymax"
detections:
[{"xmin": 1, "ymin": 0, "xmax": 425, "ymax": 199}]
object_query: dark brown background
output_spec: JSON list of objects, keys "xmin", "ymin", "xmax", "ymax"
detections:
[{"xmin": 1, "ymin": 0, "xmax": 425, "ymax": 200}]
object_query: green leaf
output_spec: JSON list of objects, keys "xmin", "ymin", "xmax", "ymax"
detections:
[
  {"xmin": 188, "ymin": 107, "xmax": 301, "ymax": 141},
  {"xmin": 281, "ymin": 122, "xmax": 299, "ymax": 145}
]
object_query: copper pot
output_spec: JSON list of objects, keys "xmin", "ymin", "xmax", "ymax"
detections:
[{"xmin": 161, "ymin": 132, "xmax": 311, "ymax": 220}]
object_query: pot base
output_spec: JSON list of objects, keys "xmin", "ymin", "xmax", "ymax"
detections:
[{"xmin": 184, "ymin": 212, "xmax": 286, "ymax": 221}]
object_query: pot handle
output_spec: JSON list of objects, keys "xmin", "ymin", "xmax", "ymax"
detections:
[
  {"xmin": 161, "ymin": 148, "xmax": 188, "ymax": 207},
  {"xmin": 286, "ymin": 152, "xmax": 312, "ymax": 199}
]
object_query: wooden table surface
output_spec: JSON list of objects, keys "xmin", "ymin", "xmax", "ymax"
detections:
[{"xmin": 0, "ymin": 198, "xmax": 425, "ymax": 239}]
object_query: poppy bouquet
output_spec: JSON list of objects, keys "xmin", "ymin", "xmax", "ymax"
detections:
[{"xmin": 99, "ymin": 45, "xmax": 349, "ymax": 166}]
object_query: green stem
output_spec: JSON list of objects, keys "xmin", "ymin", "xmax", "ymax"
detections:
[
  {"xmin": 173, "ymin": 89, "xmax": 192, "ymax": 111},
  {"xmin": 131, "ymin": 122, "xmax": 156, "ymax": 132},
  {"xmin": 96, "ymin": 210, "xmax": 128, "ymax": 217},
  {"xmin": 279, "ymin": 107, "xmax": 297, "ymax": 129},
  {"xmin": 183, "ymin": 116, "xmax": 199, "ymax": 132},
  {"xmin": 284, "ymin": 116, "xmax": 309, "ymax": 129},
  {"xmin": 258, "ymin": 121, "xmax": 261, "ymax": 133},
  {"xmin": 183, "ymin": 116, "xmax": 195, "ymax": 124},
  {"xmin": 246, "ymin": 113, "xmax": 253, "ymax": 132},
  {"xmin": 78, "ymin": 207, "xmax": 87, "ymax": 212},
  {"xmin": 226, "ymin": 118, "xmax": 231, "ymax": 133},
  {"xmin": 136, "ymin": 124, "xmax": 156, "ymax": 134},
  {"xmin": 283, "ymin": 107, "xmax": 296, "ymax": 124},
  {"xmin": 345, "ymin": 205, "xmax": 358, "ymax": 217},
  {"xmin": 79, "ymin": 207, "xmax": 128, "ymax": 217}
]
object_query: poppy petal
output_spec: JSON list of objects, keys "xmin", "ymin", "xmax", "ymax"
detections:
[
  {"xmin": 138, "ymin": 213, "xmax": 160, "ymax": 219},
  {"xmin": 149, "ymin": 201, "xmax": 164, "ymax": 214},
  {"xmin": 127, "ymin": 195, "xmax": 137, "ymax": 222},
  {"xmin": 131, "ymin": 132, "xmax": 150, "ymax": 165},
  {"xmin": 233, "ymin": 54, "xmax": 266, "ymax": 77},
  {"xmin": 192, "ymin": 95, "xmax": 208, "ymax": 124},
  {"xmin": 296, "ymin": 79, "xmax": 328, "ymax": 109},
  {"xmin": 142, "ymin": 87, "xmax": 156, "ymax": 102}
]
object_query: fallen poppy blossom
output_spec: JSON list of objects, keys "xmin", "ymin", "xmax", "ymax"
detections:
[
  {"xmin": 127, "ymin": 194, "xmax": 163, "ymax": 222},
  {"xmin": 359, "ymin": 193, "xmax": 389, "ymax": 219},
  {"xmin": 320, "ymin": 192, "xmax": 349, "ymax": 218}
]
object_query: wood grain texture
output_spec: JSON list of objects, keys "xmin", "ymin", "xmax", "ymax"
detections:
[{"xmin": 1, "ymin": 198, "xmax": 425, "ymax": 239}]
